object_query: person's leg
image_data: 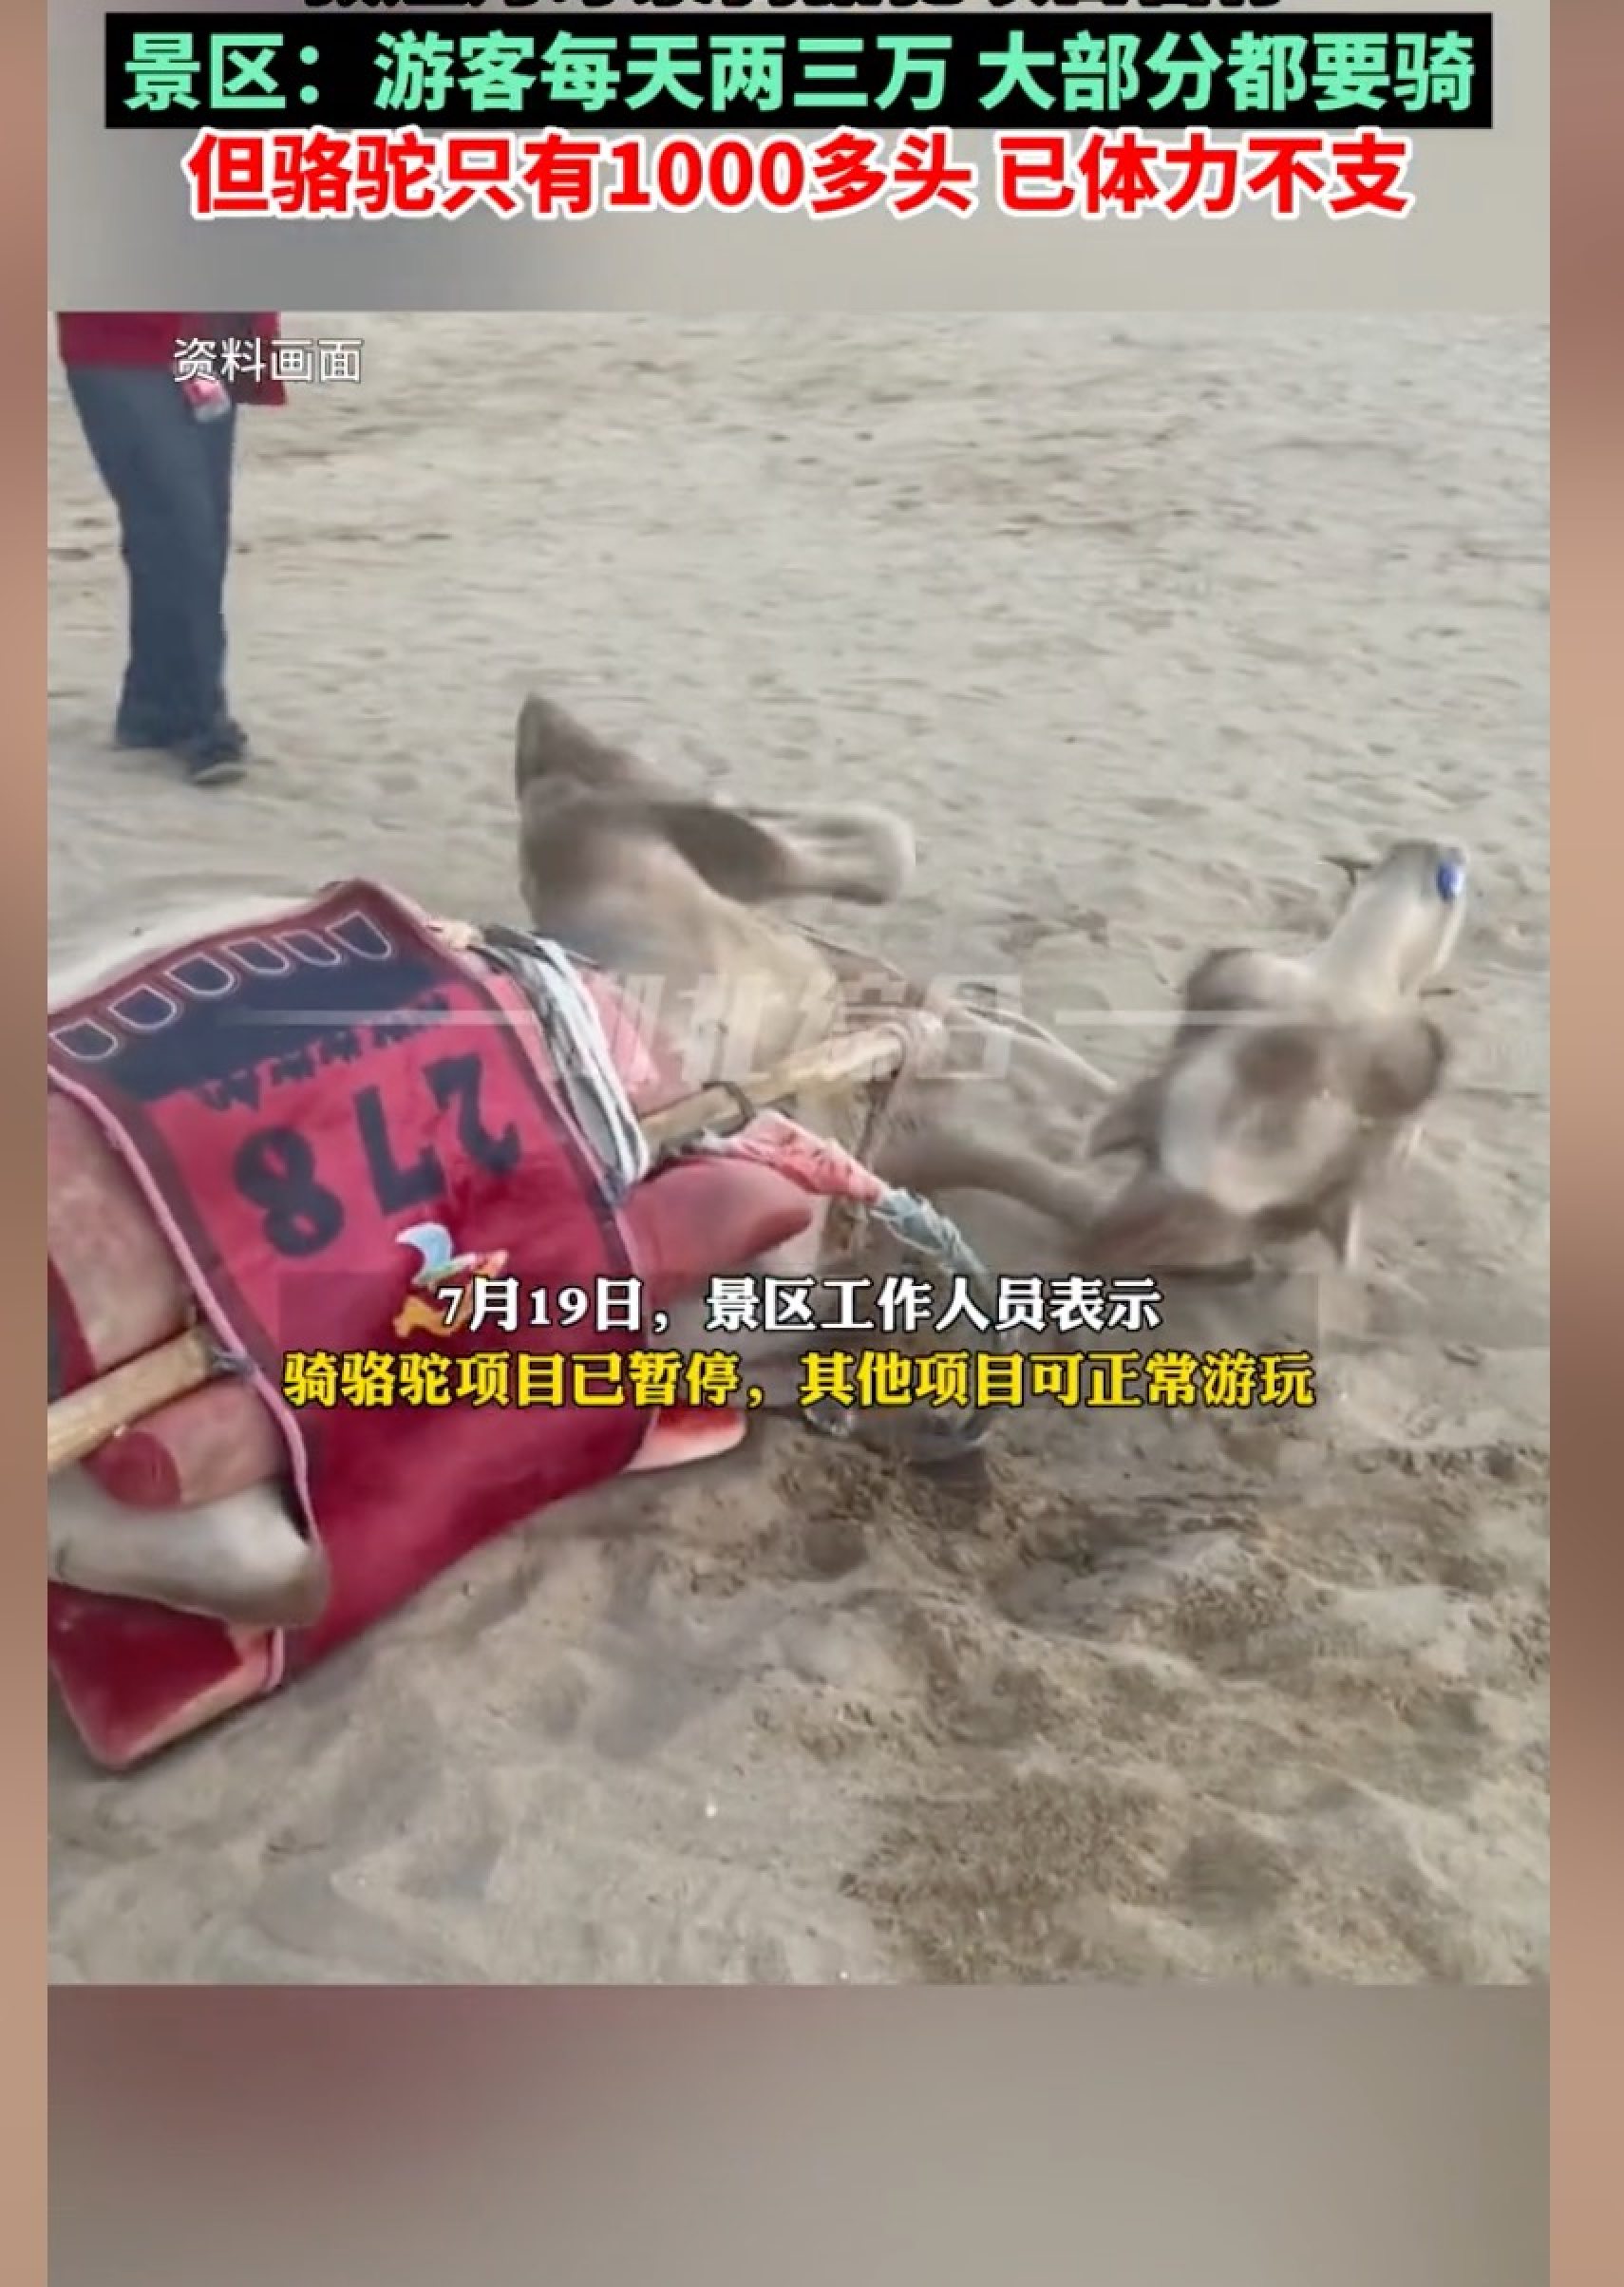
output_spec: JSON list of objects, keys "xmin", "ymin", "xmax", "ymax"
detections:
[
  {"xmin": 63, "ymin": 365, "xmax": 246, "ymax": 782},
  {"xmin": 192, "ymin": 401, "xmax": 242, "ymax": 754}
]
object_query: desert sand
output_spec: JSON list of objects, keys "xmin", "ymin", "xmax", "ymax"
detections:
[{"xmin": 47, "ymin": 314, "xmax": 1548, "ymax": 1983}]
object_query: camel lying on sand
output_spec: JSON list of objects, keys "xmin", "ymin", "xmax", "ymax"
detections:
[
  {"xmin": 45, "ymin": 693, "xmax": 1466, "ymax": 1635},
  {"xmin": 510, "ymin": 693, "xmax": 1465, "ymax": 1279}
]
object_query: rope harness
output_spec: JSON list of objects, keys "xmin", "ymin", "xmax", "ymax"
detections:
[{"xmin": 479, "ymin": 917, "xmax": 1015, "ymax": 1461}]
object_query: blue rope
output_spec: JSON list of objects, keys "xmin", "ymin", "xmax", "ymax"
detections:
[
  {"xmin": 803, "ymin": 1182, "xmax": 1010, "ymax": 1456},
  {"xmin": 870, "ymin": 1184, "xmax": 989, "ymax": 1290}
]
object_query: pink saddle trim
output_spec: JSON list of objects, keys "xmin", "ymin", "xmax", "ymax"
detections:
[{"xmin": 625, "ymin": 1409, "xmax": 747, "ymax": 1473}]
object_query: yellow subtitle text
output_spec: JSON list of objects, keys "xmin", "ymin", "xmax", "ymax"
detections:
[{"xmin": 279, "ymin": 1346, "xmax": 1317, "ymax": 1411}]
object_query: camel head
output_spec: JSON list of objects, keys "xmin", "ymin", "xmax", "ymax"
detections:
[
  {"xmin": 1314, "ymin": 838, "xmax": 1469, "ymax": 1002},
  {"xmin": 1078, "ymin": 839, "xmax": 1465, "ymax": 1274}
]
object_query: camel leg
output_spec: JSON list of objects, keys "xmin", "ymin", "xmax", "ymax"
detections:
[
  {"xmin": 1316, "ymin": 1189, "xmax": 1363, "ymax": 1271},
  {"xmin": 625, "ymin": 797, "xmax": 915, "ymax": 910},
  {"xmin": 876, "ymin": 1125, "xmax": 1105, "ymax": 1239},
  {"xmin": 515, "ymin": 695, "xmax": 915, "ymax": 910},
  {"xmin": 515, "ymin": 692, "xmax": 674, "ymax": 799},
  {"xmin": 48, "ymin": 1473, "xmax": 330, "ymax": 1629}
]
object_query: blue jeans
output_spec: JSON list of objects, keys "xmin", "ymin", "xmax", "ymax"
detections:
[{"xmin": 64, "ymin": 364, "xmax": 237, "ymax": 747}]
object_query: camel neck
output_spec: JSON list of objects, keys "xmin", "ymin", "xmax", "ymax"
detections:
[{"xmin": 1307, "ymin": 907, "xmax": 1413, "ymax": 1004}]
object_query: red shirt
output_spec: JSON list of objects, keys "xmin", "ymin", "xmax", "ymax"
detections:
[{"xmin": 56, "ymin": 312, "xmax": 288, "ymax": 406}]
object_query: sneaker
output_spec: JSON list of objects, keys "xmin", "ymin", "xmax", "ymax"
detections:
[{"xmin": 177, "ymin": 722, "xmax": 250, "ymax": 786}]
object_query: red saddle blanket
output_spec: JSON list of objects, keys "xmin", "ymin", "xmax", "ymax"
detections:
[{"xmin": 48, "ymin": 882, "xmax": 659, "ymax": 1756}]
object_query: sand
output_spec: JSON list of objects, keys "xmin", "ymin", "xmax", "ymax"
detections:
[{"xmin": 47, "ymin": 314, "xmax": 1548, "ymax": 1983}]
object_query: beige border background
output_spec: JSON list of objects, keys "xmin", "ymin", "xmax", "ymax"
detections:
[
  {"xmin": 1550, "ymin": 9, "xmax": 1610, "ymax": 2281},
  {"xmin": 47, "ymin": 1989, "xmax": 1548, "ymax": 2285},
  {"xmin": 19, "ymin": 4, "xmax": 1581, "ymax": 2285},
  {"xmin": 9, "ymin": 0, "xmax": 45, "ymax": 2280}
]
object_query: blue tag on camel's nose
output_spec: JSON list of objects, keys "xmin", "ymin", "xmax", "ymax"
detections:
[{"xmin": 1436, "ymin": 857, "xmax": 1466, "ymax": 903}]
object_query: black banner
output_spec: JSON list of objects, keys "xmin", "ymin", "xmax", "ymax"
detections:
[{"xmin": 106, "ymin": 13, "xmax": 1494, "ymax": 132}]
